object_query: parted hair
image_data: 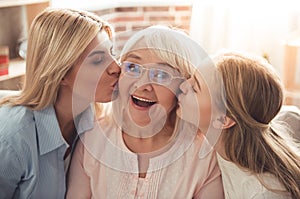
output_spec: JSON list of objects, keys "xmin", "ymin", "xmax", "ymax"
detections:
[
  {"xmin": 0, "ymin": 8, "xmax": 113, "ymax": 110},
  {"xmin": 214, "ymin": 52, "xmax": 300, "ymax": 199}
]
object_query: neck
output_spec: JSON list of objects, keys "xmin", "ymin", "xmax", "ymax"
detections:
[
  {"xmin": 199, "ymin": 127, "xmax": 228, "ymax": 160},
  {"xmin": 122, "ymin": 120, "xmax": 175, "ymax": 154},
  {"xmin": 54, "ymin": 88, "xmax": 89, "ymax": 145},
  {"xmin": 54, "ymin": 102, "xmax": 76, "ymax": 146},
  {"xmin": 213, "ymin": 132, "xmax": 228, "ymax": 160}
]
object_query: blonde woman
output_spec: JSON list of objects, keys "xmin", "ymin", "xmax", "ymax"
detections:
[
  {"xmin": 67, "ymin": 26, "xmax": 224, "ymax": 198},
  {"xmin": 0, "ymin": 8, "xmax": 120, "ymax": 198},
  {"xmin": 178, "ymin": 52, "xmax": 300, "ymax": 199}
]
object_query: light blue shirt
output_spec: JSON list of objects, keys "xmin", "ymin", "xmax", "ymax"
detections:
[{"xmin": 0, "ymin": 105, "xmax": 94, "ymax": 199}]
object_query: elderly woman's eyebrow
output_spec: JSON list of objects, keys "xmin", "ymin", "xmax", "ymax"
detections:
[
  {"xmin": 126, "ymin": 53, "xmax": 171, "ymax": 65},
  {"xmin": 156, "ymin": 62, "xmax": 173, "ymax": 68},
  {"xmin": 126, "ymin": 52, "xmax": 141, "ymax": 60}
]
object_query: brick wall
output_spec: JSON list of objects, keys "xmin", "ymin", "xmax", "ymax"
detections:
[{"xmin": 92, "ymin": 4, "xmax": 192, "ymax": 53}]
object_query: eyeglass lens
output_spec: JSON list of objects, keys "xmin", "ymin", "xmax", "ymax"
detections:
[{"xmin": 123, "ymin": 62, "xmax": 172, "ymax": 84}]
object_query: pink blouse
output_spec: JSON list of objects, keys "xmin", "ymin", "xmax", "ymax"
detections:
[{"xmin": 66, "ymin": 119, "xmax": 224, "ymax": 199}]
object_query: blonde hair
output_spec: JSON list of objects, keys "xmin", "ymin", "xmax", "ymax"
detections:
[
  {"xmin": 0, "ymin": 8, "xmax": 113, "ymax": 110},
  {"xmin": 214, "ymin": 52, "xmax": 300, "ymax": 199}
]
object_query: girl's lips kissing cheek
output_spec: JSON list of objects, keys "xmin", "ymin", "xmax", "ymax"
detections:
[
  {"xmin": 112, "ymin": 81, "xmax": 119, "ymax": 91},
  {"xmin": 130, "ymin": 95, "xmax": 157, "ymax": 110}
]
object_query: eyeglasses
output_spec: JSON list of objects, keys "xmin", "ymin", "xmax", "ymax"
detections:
[{"xmin": 121, "ymin": 61, "xmax": 183, "ymax": 85}]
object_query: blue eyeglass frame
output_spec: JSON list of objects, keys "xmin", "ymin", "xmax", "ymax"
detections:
[{"xmin": 121, "ymin": 61, "xmax": 184, "ymax": 85}]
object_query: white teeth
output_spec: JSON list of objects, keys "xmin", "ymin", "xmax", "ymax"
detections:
[{"xmin": 132, "ymin": 96, "xmax": 156, "ymax": 103}]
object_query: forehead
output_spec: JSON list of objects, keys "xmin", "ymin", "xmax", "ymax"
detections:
[
  {"xmin": 124, "ymin": 49, "xmax": 180, "ymax": 73},
  {"xmin": 74, "ymin": 31, "xmax": 112, "ymax": 66},
  {"xmin": 124, "ymin": 49, "xmax": 163, "ymax": 63},
  {"xmin": 85, "ymin": 31, "xmax": 112, "ymax": 55}
]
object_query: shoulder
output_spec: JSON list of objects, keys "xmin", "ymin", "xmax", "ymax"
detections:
[
  {"xmin": 83, "ymin": 116, "xmax": 119, "ymax": 141},
  {"xmin": 0, "ymin": 105, "xmax": 36, "ymax": 156},
  {"xmin": 217, "ymin": 154, "xmax": 291, "ymax": 199},
  {"xmin": 194, "ymin": 131, "xmax": 218, "ymax": 161},
  {"xmin": 180, "ymin": 128, "xmax": 220, "ymax": 176},
  {"xmin": 274, "ymin": 105, "xmax": 300, "ymax": 140},
  {"xmin": 178, "ymin": 121, "xmax": 219, "ymax": 162},
  {"xmin": 216, "ymin": 154, "xmax": 254, "ymax": 198},
  {"xmin": 241, "ymin": 174, "xmax": 290, "ymax": 199},
  {"xmin": 79, "ymin": 117, "xmax": 119, "ymax": 157},
  {"xmin": 0, "ymin": 105, "xmax": 34, "ymax": 133}
]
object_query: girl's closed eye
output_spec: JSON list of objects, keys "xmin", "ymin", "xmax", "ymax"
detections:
[
  {"xmin": 192, "ymin": 77, "xmax": 201, "ymax": 93},
  {"xmin": 192, "ymin": 85, "xmax": 198, "ymax": 92}
]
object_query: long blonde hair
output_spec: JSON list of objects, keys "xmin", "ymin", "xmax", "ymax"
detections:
[
  {"xmin": 0, "ymin": 8, "xmax": 113, "ymax": 110},
  {"xmin": 215, "ymin": 52, "xmax": 300, "ymax": 199}
]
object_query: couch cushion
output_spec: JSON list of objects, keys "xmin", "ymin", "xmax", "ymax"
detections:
[
  {"xmin": 275, "ymin": 105, "xmax": 300, "ymax": 141},
  {"xmin": 0, "ymin": 90, "xmax": 20, "ymax": 99}
]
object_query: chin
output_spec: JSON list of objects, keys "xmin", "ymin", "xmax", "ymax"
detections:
[
  {"xmin": 95, "ymin": 90, "xmax": 117, "ymax": 103},
  {"xmin": 95, "ymin": 96, "xmax": 110, "ymax": 103},
  {"xmin": 132, "ymin": 118, "xmax": 151, "ymax": 126}
]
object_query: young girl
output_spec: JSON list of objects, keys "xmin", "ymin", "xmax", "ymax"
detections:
[
  {"xmin": 178, "ymin": 52, "xmax": 300, "ymax": 199},
  {"xmin": 66, "ymin": 26, "xmax": 224, "ymax": 198}
]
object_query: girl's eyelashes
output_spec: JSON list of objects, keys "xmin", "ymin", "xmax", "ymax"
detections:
[
  {"xmin": 110, "ymin": 46, "xmax": 116, "ymax": 57},
  {"xmin": 193, "ymin": 77, "xmax": 202, "ymax": 92},
  {"xmin": 188, "ymin": 75, "xmax": 201, "ymax": 93},
  {"xmin": 192, "ymin": 85, "xmax": 198, "ymax": 93}
]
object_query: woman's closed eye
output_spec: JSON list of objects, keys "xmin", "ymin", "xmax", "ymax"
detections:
[
  {"xmin": 92, "ymin": 55, "xmax": 104, "ymax": 65},
  {"xmin": 88, "ymin": 50, "xmax": 105, "ymax": 65}
]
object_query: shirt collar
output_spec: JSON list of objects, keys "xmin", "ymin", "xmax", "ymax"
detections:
[
  {"xmin": 75, "ymin": 105, "xmax": 95, "ymax": 136},
  {"xmin": 34, "ymin": 105, "xmax": 95, "ymax": 155}
]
